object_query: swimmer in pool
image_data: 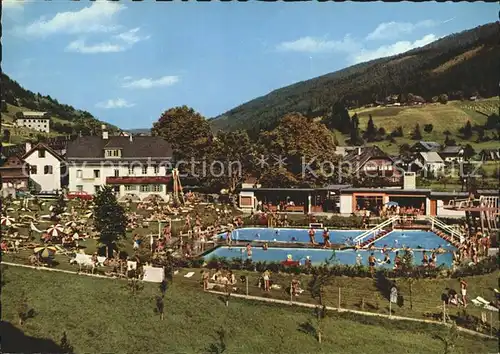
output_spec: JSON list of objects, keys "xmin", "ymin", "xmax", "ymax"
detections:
[{"xmin": 263, "ymin": 242, "xmax": 268, "ymax": 251}]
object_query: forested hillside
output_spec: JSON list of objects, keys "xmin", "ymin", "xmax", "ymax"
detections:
[
  {"xmin": 1, "ymin": 73, "xmax": 117, "ymax": 139},
  {"xmin": 211, "ymin": 22, "xmax": 499, "ymax": 135}
]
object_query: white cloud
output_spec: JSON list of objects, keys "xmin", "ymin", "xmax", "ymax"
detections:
[
  {"xmin": 114, "ymin": 27, "xmax": 150, "ymax": 45},
  {"xmin": 65, "ymin": 28, "xmax": 149, "ymax": 54},
  {"xmin": 366, "ymin": 20, "xmax": 436, "ymax": 41},
  {"xmin": 351, "ymin": 34, "xmax": 438, "ymax": 64},
  {"xmin": 276, "ymin": 35, "xmax": 360, "ymax": 53},
  {"xmin": 122, "ymin": 76, "xmax": 180, "ymax": 89},
  {"xmin": 20, "ymin": 1, "xmax": 125, "ymax": 37},
  {"xmin": 96, "ymin": 98, "xmax": 135, "ymax": 109},
  {"xmin": 65, "ymin": 39, "xmax": 126, "ymax": 54},
  {"xmin": 2, "ymin": 0, "xmax": 25, "ymax": 10}
]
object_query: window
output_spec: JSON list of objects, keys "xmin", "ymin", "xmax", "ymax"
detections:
[
  {"xmin": 94, "ymin": 185, "xmax": 100, "ymax": 193},
  {"xmin": 44, "ymin": 165, "xmax": 53, "ymax": 174},
  {"xmin": 128, "ymin": 166, "xmax": 135, "ymax": 175},
  {"xmin": 142, "ymin": 166, "xmax": 148, "ymax": 175},
  {"xmin": 105, "ymin": 149, "xmax": 121, "ymax": 157},
  {"xmin": 125, "ymin": 185, "xmax": 136, "ymax": 191},
  {"xmin": 30, "ymin": 166, "xmax": 37, "ymax": 175},
  {"xmin": 76, "ymin": 185, "xmax": 83, "ymax": 192},
  {"xmin": 38, "ymin": 150, "xmax": 45, "ymax": 158},
  {"xmin": 114, "ymin": 169, "xmax": 120, "ymax": 177},
  {"xmin": 93, "ymin": 169, "xmax": 100, "ymax": 178},
  {"xmin": 153, "ymin": 165, "xmax": 159, "ymax": 174},
  {"xmin": 76, "ymin": 170, "xmax": 83, "ymax": 178},
  {"xmin": 140, "ymin": 185, "xmax": 150, "ymax": 192},
  {"xmin": 152, "ymin": 185, "xmax": 163, "ymax": 192}
]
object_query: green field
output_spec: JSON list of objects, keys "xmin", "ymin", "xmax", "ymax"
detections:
[
  {"xmin": 347, "ymin": 98, "xmax": 499, "ymax": 154},
  {"xmin": 2, "ymin": 266, "xmax": 497, "ymax": 354}
]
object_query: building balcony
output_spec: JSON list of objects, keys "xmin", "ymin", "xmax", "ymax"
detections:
[{"xmin": 106, "ymin": 176, "xmax": 171, "ymax": 185}]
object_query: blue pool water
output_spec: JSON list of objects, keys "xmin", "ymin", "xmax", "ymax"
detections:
[
  {"xmin": 223, "ymin": 228, "xmax": 363, "ymax": 243},
  {"xmin": 372, "ymin": 230, "xmax": 456, "ymax": 251},
  {"xmin": 204, "ymin": 246, "xmax": 454, "ymax": 267}
]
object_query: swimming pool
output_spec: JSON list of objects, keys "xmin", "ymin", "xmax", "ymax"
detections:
[
  {"xmin": 203, "ymin": 246, "xmax": 454, "ymax": 268},
  {"xmin": 223, "ymin": 227, "xmax": 363, "ymax": 243},
  {"xmin": 372, "ymin": 230, "xmax": 456, "ymax": 251}
]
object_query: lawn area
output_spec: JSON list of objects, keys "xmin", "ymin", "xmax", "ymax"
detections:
[{"xmin": 2, "ymin": 265, "xmax": 497, "ymax": 354}]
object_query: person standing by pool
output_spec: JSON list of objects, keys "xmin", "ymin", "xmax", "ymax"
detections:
[
  {"xmin": 304, "ymin": 256, "xmax": 312, "ymax": 268},
  {"xmin": 322, "ymin": 228, "xmax": 331, "ymax": 248},
  {"xmin": 308, "ymin": 227, "xmax": 317, "ymax": 245},
  {"xmin": 459, "ymin": 278, "xmax": 468, "ymax": 308},
  {"xmin": 368, "ymin": 253, "xmax": 376, "ymax": 274},
  {"xmin": 422, "ymin": 251, "xmax": 429, "ymax": 266},
  {"xmin": 246, "ymin": 243, "xmax": 253, "ymax": 258},
  {"xmin": 263, "ymin": 270, "xmax": 270, "ymax": 292},
  {"xmin": 394, "ymin": 251, "xmax": 401, "ymax": 270},
  {"xmin": 355, "ymin": 254, "xmax": 362, "ymax": 266},
  {"xmin": 226, "ymin": 231, "xmax": 232, "ymax": 247}
]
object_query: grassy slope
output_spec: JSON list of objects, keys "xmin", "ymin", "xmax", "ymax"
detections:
[
  {"xmin": 1, "ymin": 103, "xmax": 75, "ymax": 144},
  {"xmin": 347, "ymin": 98, "xmax": 499, "ymax": 155},
  {"xmin": 2, "ymin": 266, "xmax": 497, "ymax": 354}
]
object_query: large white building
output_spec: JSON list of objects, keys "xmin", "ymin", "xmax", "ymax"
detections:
[
  {"xmin": 66, "ymin": 130, "xmax": 174, "ymax": 201},
  {"xmin": 22, "ymin": 142, "xmax": 65, "ymax": 192},
  {"xmin": 15, "ymin": 112, "xmax": 51, "ymax": 133}
]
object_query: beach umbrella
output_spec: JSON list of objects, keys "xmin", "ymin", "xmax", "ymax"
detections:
[
  {"xmin": 72, "ymin": 233, "xmax": 80, "ymax": 240},
  {"xmin": 84, "ymin": 211, "xmax": 93, "ymax": 218},
  {"xmin": 385, "ymin": 201, "xmax": 399, "ymax": 207},
  {"xmin": 46, "ymin": 224, "xmax": 64, "ymax": 237},
  {"xmin": 1, "ymin": 216, "xmax": 15, "ymax": 227},
  {"xmin": 33, "ymin": 246, "xmax": 57, "ymax": 258}
]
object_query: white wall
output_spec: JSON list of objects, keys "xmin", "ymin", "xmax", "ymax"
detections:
[
  {"xmin": 24, "ymin": 151, "xmax": 61, "ymax": 191},
  {"xmin": 436, "ymin": 200, "xmax": 466, "ymax": 217},
  {"xmin": 16, "ymin": 119, "xmax": 50, "ymax": 133},
  {"xmin": 68, "ymin": 162, "xmax": 168, "ymax": 196},
  {"xmin": 340, "ymin": 194, "xmax": 353, "ymax": 215}
]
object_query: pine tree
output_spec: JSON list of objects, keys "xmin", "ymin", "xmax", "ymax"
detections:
[
  {"xmin": 364, "ymin": 114, "xmax": 377, "ymax": 142},
  {"xmin": 93, "ymin": 186, "xmax": 127, "ymax": 257},
  {"xmin": 349, "ymin": 114, "xmax": 363, "ymax": 145},
  {"xmin": 411, "ymin": 124, "xmax": 422, "ymax": 140},
  {"xmin": 463, "ymin": 120, "xmax": 473, "ymax": 139}
]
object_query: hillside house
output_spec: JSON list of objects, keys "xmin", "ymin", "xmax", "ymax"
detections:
[
  {"xmin": 22, "ymin": 143, "xmax": 66, "ymax": 192},
  {"xmin": 343, "ymin": 146, "xmax": 401, "ymax": 185},
  {"xmin": 66, "ymin": 130, "xmax": 173, "ymax": 201},
  {"xmin": 410, "ymin": 141, "xmax": 441, "ymax": 153},
  {"xmin": 479, "ymin": 148, "xmax": 500, "ymax": 162},
  {"xmin": 0, "ymin": 155, "xmax": 29, "ymax": 193},
  {"xmin": 414, "ymin": 152, "xmax": 445, "ymax": 174},
  {"xmin": 439, "ymin": 146, "xmax": 464, "ymax": 163},
  {"xmin": 15, "ymin": 112, "xmax": 50, "ymax": 133}
]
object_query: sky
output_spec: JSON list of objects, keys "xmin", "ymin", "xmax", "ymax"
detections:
[{"xmin": 2, "ymin": 0, "xmax": 497, "ymax": 129}]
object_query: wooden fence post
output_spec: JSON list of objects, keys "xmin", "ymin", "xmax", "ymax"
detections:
[{"xmin": 338, "ymin": 287, "xmax": 341, "ymax": 311}]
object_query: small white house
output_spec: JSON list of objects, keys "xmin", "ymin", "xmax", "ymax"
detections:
[
  {"xmin": 417, "ymin": 152, "xmax": 445, "ymax": 173},
  {"xmin": 15, "ymin": 112, "xmax": 51, "ymax": 133},
  {"xmin": 22, "ymin": 143, "xmax": 65, "ymax": 192}
]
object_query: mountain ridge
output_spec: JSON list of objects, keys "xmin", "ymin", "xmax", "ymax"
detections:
[{"xmin": 210, "ymin": 22, "xmax": 500, "ymax": 134}]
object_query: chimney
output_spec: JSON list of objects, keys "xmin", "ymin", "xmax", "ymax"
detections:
[
  {"xmin": 357, "ymin": 147, "xmax": 362, "ymax": 155},
  {"xmin": 102, "ymin": 125, "xmax": 108, "ymax": 140},
  {"xmin": 129, "ymin": 135, "xmax": 133, "ymax": 143},
  {"xmin": 403, "ymin": 172, "xmax": 416, "ymax": 190},
  {"xmin": 25, "ymin": 142, "xmax": 32, "ymax": 152}
]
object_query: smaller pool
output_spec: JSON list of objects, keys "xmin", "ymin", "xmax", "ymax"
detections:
[
  {"xmin": 221, "ymin": 227, "xmax": 362, "ymax": 244},
  {"xmin": 203, "ymin": 246, "xmax": 454, "ymax": 268}
]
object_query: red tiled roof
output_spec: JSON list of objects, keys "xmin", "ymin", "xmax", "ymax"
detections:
[{"xmin": 106, "ymin": 176, "xmax": 171, "ymax": 184}]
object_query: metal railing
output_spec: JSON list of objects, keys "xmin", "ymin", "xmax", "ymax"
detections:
[
  {"xmin": 353, "ymin": 216, "xmax": 399, "ymax": 245},
  {"xmin": 426, "ymin": 216, "xmax": 464, "ymax": 244}
]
